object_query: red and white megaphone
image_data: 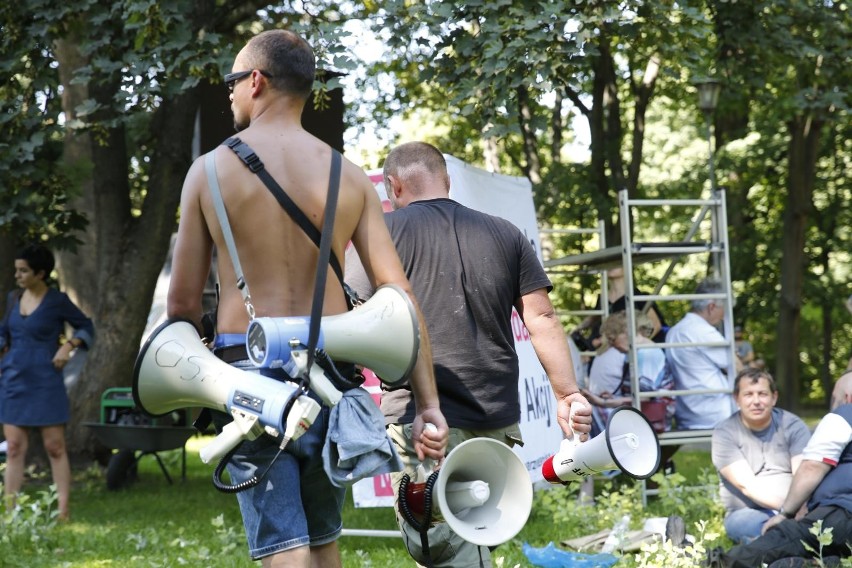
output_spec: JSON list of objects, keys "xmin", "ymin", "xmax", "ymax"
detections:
[{"xmin": 542, "ymin": 404, "xmax": 660, "ymax": 484}]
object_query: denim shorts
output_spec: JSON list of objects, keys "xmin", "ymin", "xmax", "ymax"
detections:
[{"xmin": 214, "ymin": 352, "xmax": 345, "ymax": 559}]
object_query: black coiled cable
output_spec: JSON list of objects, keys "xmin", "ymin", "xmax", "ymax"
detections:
[
  {"xmin": 211, "ymin": 377, "xmax": 310, "ymax": 494},
  {"xmin": 398, "ymin": 470, "xmax": 440, "ymax": 568}
]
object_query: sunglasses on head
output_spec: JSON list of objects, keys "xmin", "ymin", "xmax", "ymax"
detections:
[{"xmin": 224, "ymin": 69, "xmax": 272, "ymax": 93}]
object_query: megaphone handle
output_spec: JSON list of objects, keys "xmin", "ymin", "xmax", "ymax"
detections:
[
  {"xmin": 200, "ymin": 420, "xmax": 250, "ymax": 464},
  {"xmin": 566, "ymin": 401, "xmax": 585, "ymax": 446},
  {"xmin": 417, "ymin": 423, "xmax": 438, "ymax": 481}
]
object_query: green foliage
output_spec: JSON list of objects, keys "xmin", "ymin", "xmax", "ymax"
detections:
[
  {"xmin": 533, "ymin": 451, "xmax": 728, "ymax": 567},
  {"xmin": 652, "ymin": 467, "xmax": 726, "ymax": 535},
  {"xmin": 362, "ymin": 0, "xmax": 851, "ymax": 401},
  {"xmin": 802, "ymin": 519, "xmax": 833, "ymax": 567},
  {"xmin": 0, "ymin": 2, "xmax": 88, "ymax": 249},
  {"xmin": 0, "ymin": 0, "xmax": 358, "ymax": 246},
  {"xmin": 634, "ymin": 519, "xmax": 721, "ymax": 568},
  {"xmin": 0, "ymin": 481, "xmax": 61, "ymax": 560},
  {"xmin": 0, "ymin": 441, "xmax": 732, "ymax": 567}
]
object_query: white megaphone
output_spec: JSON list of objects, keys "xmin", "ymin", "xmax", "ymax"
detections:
[
  {"xmin": 246, "ymin": 284, "xmax": 419, "ymax": 385},
  {"xmin": 133, "ymin": 284, "xmax": 421, "ymax": 463},
  {"xmin": 542, "ymin": 405, "xmax": 660, "ymax": 484},
  {"xmin": 132, "ymin": 318, "xmax": 324, "ymax": 464},
  {"xmin": 399, "ymin": 437, "xmax": 533, "ymax": 547}
]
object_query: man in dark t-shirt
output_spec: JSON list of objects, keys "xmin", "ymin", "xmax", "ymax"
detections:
[{"xmin": 346, "ymin": 141, "xmax": 591, "ymax": 568}]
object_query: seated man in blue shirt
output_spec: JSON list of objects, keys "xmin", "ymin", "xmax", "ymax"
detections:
[{"xmin": 712, "ymin": 368, "xmax": 811, "ymax": 544}]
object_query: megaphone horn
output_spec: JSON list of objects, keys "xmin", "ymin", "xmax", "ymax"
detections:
[
  {"xmin": 246, "ymin": 283, "xmax": 419, "ymax": 384},
  {"xmin": 131, "ymin": 318, "xmax": 319, "ymax": 464},
  {"xmin": 399, "ymin": 437, "xmax": 533, "ymax": 547},
  {"xmin": 542, "ymin": 405, "xmax": 661, "ymax": 484}
]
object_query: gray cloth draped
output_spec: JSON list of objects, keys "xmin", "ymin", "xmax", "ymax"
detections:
[{"xmin": 322, "ymin": 386, "xmax": 403, "ymax": 487}]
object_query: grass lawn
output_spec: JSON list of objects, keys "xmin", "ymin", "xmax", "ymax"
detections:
[{"xmin": 2, "ymin": 435, "xmax": 726, "ymax": 567}]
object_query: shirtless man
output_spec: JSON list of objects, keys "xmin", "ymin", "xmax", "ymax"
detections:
[{"xmin": 166, "ymin": 29, "xmax": 448, "ymax": 568}]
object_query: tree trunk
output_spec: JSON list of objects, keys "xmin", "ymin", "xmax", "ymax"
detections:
[
  {"xmin": 711, "ymin": 0, "xmax": 757, "ymax": 285},
  {"xmin": 820, "ymin": 287, "xmax": 833, "ymax": 408},
  {"xmin": 588, "ymin": 36, "xmax": 618, "ymax": 245},
  {"xmin": 550, "ymin": 89, "xmax": 564, "ymax": 163},
  {"xmin": 64, "ymin": 89, "xmax": 200, "ymax": 458},
  {"xmin": 775, "ymin": 114, "xmax": 823, "ymax": 410},
  {"xmin": 0, "ymin": 236, "xmax": 16, "ymax": 312},
  {"xmin": 54, "ymin": 35, "xmax": 98, "ymax": 317},
  {"xmin": 516, "ymin": 86, "xmax": 542, "ymax": 185},
  {"xmin": 52, "ymin": 45, "xmax": 202, "ymax": 460},
  {"xmin": 601, "ymin": 40, "xmax": 626, "ymax": 205},
  {"xmin": 484, "ymin": 133, "xmax": 501, "ymax": 173},
  {"xmin": 627, "ymin": 54, "xmax": 660, "ymax": 194}
]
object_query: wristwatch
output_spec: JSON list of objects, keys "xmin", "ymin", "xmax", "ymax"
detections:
[{"xmin": 778, "ymin": 506, "xmax": 794, "ymax": 519}]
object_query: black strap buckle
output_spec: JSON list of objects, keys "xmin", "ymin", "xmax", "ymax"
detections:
[
  {"xmin": 244, "ymin": 152, "xmax": 263, "ymax": 173},
  {"xmin": 226, "ymin": 137, "xmax": 264, "ymax": 173}
]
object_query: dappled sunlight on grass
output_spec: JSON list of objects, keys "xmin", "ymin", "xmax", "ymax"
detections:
[{"xmin": 1, "ymin": 438, "xmax": 726, "ymax": 566}]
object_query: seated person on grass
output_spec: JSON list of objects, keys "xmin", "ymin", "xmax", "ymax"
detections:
[
  {"xmin": 711, "ymin": 370, "xmax": 852, "ymax": 568},
  {"xmin": 712, "ymin": 368, "xmax": 811, "ymax": 544}
]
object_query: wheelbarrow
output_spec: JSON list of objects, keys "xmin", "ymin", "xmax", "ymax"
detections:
[{"xmin": 84, "ymin": 387, "xmax": 196, "ymax": 489}]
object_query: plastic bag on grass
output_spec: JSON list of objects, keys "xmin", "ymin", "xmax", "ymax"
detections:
[{"xmin": 523, "ymin": 541, "xmax": 619, "ymax": 568}]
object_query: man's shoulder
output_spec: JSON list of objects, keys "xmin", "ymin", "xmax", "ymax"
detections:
[
  {"xmin": 388, "ymin": 199, "xmax": 518, "ymax": 229},
  {"xmin": 776, "ymin": 408, "xmax": 806, "ymax": 425},
  {"xmin": 713, "ymin": 412, "xmax": 742, "ymax": 435},
  {"xmin": 457, "ymin": 202, "xmax": 521, "ymax": 231},
  {"xmin": 832, "ymin": 404, "xmax": 852, "ymax": 423},
  {"xmin": 665, "ymin": 317, "xmax": 689, "ymax": 341}
]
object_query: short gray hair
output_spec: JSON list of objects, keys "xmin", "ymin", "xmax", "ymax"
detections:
[
  {"xmin": 691, "ymin": 278, "xmax": 725, "ymax": 312},
  {"xmin": 382, "ymin": 141, "xmax": 449, "ymax": 197}
]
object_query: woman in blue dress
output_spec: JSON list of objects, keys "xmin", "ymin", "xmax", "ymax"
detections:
[{"xmin": 0, "ymin": 244, "xmax": 94, "ymax": 520}]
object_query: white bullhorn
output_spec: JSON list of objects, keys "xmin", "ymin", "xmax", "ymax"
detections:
[
  {"xmin": 246, "ymin": 284, "xmax": 419, "ymax": 384},
  {"xmin": 542, "ymin": 405, "xmax": 660, "ymax": 484},
  {"xmin": 132, "ymin": 318, "xmax": 321, "ymax": 464},
  {"xmin": 400, "ymin": 437, "xmax": 533, "ymax": 547}
]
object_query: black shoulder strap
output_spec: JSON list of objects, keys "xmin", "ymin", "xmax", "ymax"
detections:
[
  {"xmin": 307, "ymin": 149, "xmax": 342, "ymax": 371},
  {"xmin": 224, "ymin": 137, "xmax": 344, "ymax": 287}
]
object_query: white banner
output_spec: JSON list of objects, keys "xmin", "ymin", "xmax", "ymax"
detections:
[{"xmin": 352, "ymin": 156, "xmax": 580, "ymax": 508}]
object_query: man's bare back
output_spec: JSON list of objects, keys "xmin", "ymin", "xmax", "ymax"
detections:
[{"xmin": 184, "ymin": 126, "xmax": 378, "ymax": 334}]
